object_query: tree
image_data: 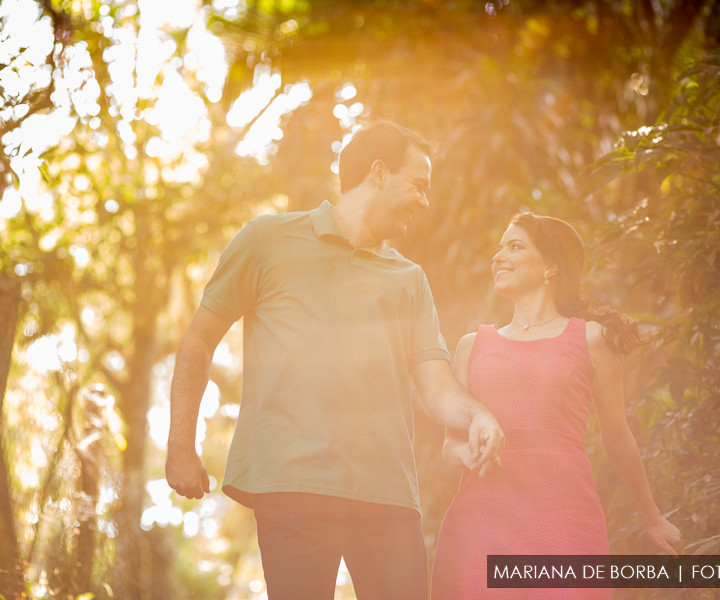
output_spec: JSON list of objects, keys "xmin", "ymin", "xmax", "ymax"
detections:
[
  {"xmin": 0, "ymin": 275, "xmax": 22, "ymax": 598},
  {"xmin": 1, "ymin": 0, "xmax": 268, "ymax": 596}
]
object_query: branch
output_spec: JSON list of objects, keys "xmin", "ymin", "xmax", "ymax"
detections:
[
  {"xmin": 25, "ymin": 371, "xmax": 79, "ymax": 569},
  {"xmin": 0, "ymin": 0, "xmax": 71, "ymax": 140}
]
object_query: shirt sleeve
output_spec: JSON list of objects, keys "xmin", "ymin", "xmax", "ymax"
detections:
[
  {"xmin": 201, "ymin": 219, "xmax": 261, "ymax": 322},
  {"xmin": 409, "ymin": 268, "xmax": 450, "ymax": 366}
]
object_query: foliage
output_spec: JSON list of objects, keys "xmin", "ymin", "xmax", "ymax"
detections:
[
  {"xmin": 1, "ymin": 0, "xmax": 272, "ymax": 597},
  {"xmin": 585, "ymin": 52, "xmax": 720, "ymax": 571}
]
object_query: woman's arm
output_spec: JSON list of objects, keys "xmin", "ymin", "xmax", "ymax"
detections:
[
  {"xmin": 438, "ymin": 332, "xmax": 498, "ymax": 476},
  {"xmin": 587, "ymin": 321, "xmax": 682, "ymax": 554}
]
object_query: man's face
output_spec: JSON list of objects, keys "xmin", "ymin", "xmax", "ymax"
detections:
[{"xmin": 372, "ymin": 144, "xmax": 431, "ymax": 240}]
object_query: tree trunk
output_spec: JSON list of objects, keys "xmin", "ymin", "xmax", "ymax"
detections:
[
  {"xmin": 0, "ymin": 275, "xmax": 24, "ymax": 598},
  {"xmin": 113, "ymin": 309, "xmax": 160, "ymax": 600},
  {"xmin": 74, "ymin": 396, "xmax": 101, "ymax": 595}
]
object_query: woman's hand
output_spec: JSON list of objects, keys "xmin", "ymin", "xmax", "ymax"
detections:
[
  {"xmin": 443, "ymin": 434, "xmax": 501, "ymax": 478},
  {"xmin": 468, "ymin": 405, "xmax": 505, "ymax": 470},
  {"xmin": 457, "ymin": 441, "xmax": 487, "ymax": 475},
  {"xmin": 646, "ymin": 515, "xmax": 683, "ymax": 555}
]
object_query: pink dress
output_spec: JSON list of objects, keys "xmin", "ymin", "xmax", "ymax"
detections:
[{"xmin": 431, "ymin": 318, "xmax": 611, "ymax": 599}]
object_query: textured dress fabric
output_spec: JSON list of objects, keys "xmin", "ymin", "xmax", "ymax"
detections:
[{"xmin": 431, "ymin": 318, "xmax": 611, "ymax": 599}]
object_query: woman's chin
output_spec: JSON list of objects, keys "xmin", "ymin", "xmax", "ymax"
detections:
[{"xmin": 493, "ymin": 282, "xmax": 516, "ymax": 300}]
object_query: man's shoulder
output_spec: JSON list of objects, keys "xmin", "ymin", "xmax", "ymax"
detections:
[
  {"xmin": 382, "ymin": 245, "xmax": 425, "ymax": 273},
  {"xmin": 222, "ymin": 208, "xmax": 316, "ymax": 257},
  {"xmin": 247, "ymin": 207, "xmax": 314, "ymax": 232}
]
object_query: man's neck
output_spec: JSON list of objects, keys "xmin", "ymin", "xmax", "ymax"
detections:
[{"xmin": 333, "ymin": 193, "xmax": 381, "ymax": 248}]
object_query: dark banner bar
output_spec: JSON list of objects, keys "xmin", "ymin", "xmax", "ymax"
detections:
[{"xmin": 487, "ymin": 555, "xmax": 720, "ymax": 588}]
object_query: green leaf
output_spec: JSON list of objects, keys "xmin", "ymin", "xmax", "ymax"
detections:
[{"xmin": 579, "ymin": 149, "xmax": 636, "ymax": 198}]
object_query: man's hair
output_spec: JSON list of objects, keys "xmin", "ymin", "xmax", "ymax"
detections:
[{"xmin": 338, "ymin": 120, "xmax": 433, "ymax": 193}]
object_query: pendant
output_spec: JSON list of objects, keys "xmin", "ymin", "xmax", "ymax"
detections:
[{"xmin": 522, "ymin": 324, "xmax": 530, "ymax": 331}]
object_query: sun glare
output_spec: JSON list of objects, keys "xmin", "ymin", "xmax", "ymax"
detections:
[
  {"xmin": 1, "ymin": 0, "xmax": 316, "ymax": 217},
  {"xmin": 229, "ymin": 65, "xmax": 313, "ymax": 164}
]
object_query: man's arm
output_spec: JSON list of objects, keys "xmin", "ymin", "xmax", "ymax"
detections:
[
  {"xmin": 165, "ymin": 305, "xmax": 233, "ymax": 499},
  {"xmin": 411, "ymin": 354, "xmax": 504, "ymax": 468}
]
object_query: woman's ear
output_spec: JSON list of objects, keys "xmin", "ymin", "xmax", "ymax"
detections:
[
  {"xmin": 369, "ymin": 159, "xmax": 387, "ymax": 188},
  {"xmin": 543, "ymin": 262, "xmax": 559, "ymax": 279}
]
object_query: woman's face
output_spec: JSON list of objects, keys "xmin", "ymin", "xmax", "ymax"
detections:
[{"xmin": 491, "ymin": 224, "xmax": 549, "ymax": 298}]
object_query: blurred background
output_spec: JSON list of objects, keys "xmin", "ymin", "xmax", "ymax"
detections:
[{"xmin": 1, "ymin": 0, "xmax": 719, "ymax": 598}]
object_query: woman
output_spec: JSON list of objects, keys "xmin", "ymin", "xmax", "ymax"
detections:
[{"xmin": 431, "ymin": 213, "xmax": 682, "ymax": 599}]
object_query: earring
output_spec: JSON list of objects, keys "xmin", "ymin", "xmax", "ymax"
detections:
[{"xmin": 544, "ymin": 277, "xmax": 550, "ymax": 286}]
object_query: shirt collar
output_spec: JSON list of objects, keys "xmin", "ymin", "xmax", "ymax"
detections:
[{"xmin": 310, "ymin": 200, "xmax": 398, "ymax": 259}]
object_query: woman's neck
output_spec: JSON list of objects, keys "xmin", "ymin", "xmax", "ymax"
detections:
[{"xmin": 509, "ymin": 293, "xmax": 564, "ymax": 331}]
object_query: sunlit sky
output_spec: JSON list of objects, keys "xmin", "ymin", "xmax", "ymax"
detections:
[{"xmin": 0, "ymin": 0, "xmax": 364, "ymax": 219}]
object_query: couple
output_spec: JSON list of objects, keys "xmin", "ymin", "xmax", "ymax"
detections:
[{"xmin": 165, "ymin": 121, "xmax": 681, "ymax": 599}]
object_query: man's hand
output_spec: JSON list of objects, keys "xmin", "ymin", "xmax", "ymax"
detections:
[
  {"xmin": 443, "ymin": 433, "xmax": 502, "ymax": 477},
  {"xmin": 166, "ymin": 446, "xmax": 211, "ymax": 500},
  {"xmin": 455, "ymin": 442, "xmax": 488, "ymax": 476},
  {"xmin": 467, "ymin": 406, "xmax": 505, "ymax": 470},
  {"xmin": 166, "ymin": 306, "xmax": 231, "ymax": 500}
]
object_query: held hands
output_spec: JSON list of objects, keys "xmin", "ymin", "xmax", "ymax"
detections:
[
  {"xmin": 165, "ymin": 445, "xmax": 211, "ymax": 500},
  {"xmin": 453, "ymin": 441, "xmax": 502, "ymax": 477},
  {"xmin": 466, "ymin": 406, "xmax": 505, "ymax": 477},
  {"xmin": 646, "ymin": 515, "xmax": 683, "ymax": 555}
]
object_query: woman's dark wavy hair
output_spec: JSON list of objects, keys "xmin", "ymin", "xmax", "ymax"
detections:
[{"xmin": 510, "ymin": 212, "xmax": 650, "ymax": 354}]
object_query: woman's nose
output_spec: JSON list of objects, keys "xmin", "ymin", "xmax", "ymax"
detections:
[{"xmin": 417, "ymin": 190, "xmax": 429, "ymax": 209}]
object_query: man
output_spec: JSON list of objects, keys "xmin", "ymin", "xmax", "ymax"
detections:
[{"xmin": 166, "ymin": 121, "xmax": 503, "ymax": 599}]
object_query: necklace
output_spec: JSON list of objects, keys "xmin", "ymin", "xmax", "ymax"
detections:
[{"xmin": 512, "ymin": 314, "xmax": 562, "ymax": 331}]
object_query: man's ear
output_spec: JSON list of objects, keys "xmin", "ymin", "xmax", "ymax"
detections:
[{"xmin": 370, "ymin": 159, "xmax": 387, "ymax": 188}]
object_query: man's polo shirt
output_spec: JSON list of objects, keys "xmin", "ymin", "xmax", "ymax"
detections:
[{"xmin": 201, "ymin": 200, "xmax": 449, "ymax": 512}]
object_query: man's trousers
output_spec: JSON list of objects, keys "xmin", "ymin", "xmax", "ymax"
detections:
[{"xmin": 253, "ymin": 492, "xmax": 428, "ymax": 600}]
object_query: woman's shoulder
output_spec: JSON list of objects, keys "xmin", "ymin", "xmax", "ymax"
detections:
[
  {"xmin": 584, "ymin": 319, "xmax": 605, "ymax": 342},
  {"xmin": 456, "ymin": 331, "xmax": 478, "ymax": 352},
  {"xmin": 453, "ymin": 331, "xmax": 481, "ymax": 363},
  {"xmin": 459, "ymin": 324, "xmax": 497, "ymax": 346},
  {"xmin": 452, "ymin": 331, "xmax": 478, "ymax": 382},
  {"xmin": 584, "ymin": 319, "xmax": 617, "ymax": 360}
]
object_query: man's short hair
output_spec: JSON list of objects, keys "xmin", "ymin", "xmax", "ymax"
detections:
[{"xmin": 338, "ymin": 121, "xmax": 433, "ymax": 193}]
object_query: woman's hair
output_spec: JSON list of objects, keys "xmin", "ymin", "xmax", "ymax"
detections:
[
  {"xmin": 510, "ymin": 212, "xmax": 650, "ymax": 354},
  {"xmin": 338, "ymin": 120, "xmax": 433, "ymax": 193}
]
